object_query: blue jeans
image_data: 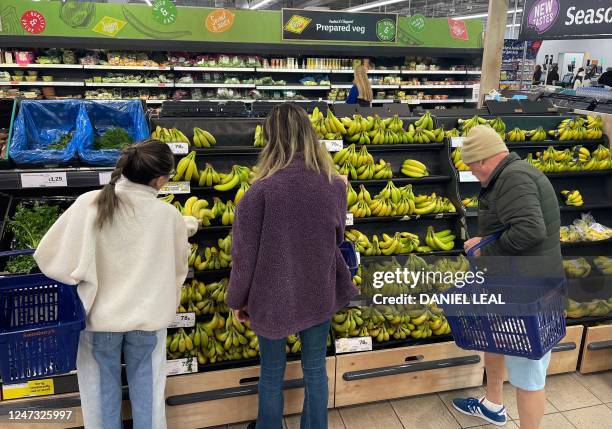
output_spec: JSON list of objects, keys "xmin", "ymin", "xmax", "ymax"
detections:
[
  {"xmin": 256, "ymin": 320, "xmax": 330, "ymax": 429},
  {"xmin": 76, "ymin": 330, "xmax": 167, "ymax": 429}
]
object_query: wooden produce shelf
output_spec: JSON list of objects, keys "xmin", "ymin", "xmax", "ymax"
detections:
[
  {"xmin": 547, "ymin": 325, "xmax": 584, "ymax": 375},
  {"xmin": 165, "ymin": 357, "xmax": 335, "ymax": 428},
  {"xmin": 334, "ymin": 341, "xmax": 484, "ymax": 407},
  {"xmin": 579, "ymin": 324, "xmax": 612, "ymax": 374}
]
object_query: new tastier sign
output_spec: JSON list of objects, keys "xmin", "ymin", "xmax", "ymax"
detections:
[
  {"xmin": 282, "ymin": 8, "xmax": 397, "ymax": 43},
  {"xmin": 519, "ymin": 0, "xmax": 612, "ymax": 40}
]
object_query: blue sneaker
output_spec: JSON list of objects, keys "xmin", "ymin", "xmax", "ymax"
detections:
[{"xmin": 452, "ymin": 397, "xmax": 507, "ymax": 426}]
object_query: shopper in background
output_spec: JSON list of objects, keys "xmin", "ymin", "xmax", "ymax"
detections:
[
  {"xmin": 35, "ymin": 141, "xmax": 198, "ymax": 429},
  {"xmin": 228, "ymin": 103, "xmax": 358, "ymax": 429},
  {"xmin": 452, "ymin": 126, "xmax": 562, "ymax": 429},
  {"xmin": 598, "ymin": 67, "xmax": 612, "ymax": 87},
  {"xmin": 573, "ymin": 67, "xmax": 586, "ymax": 89},
  {"xmin": 532, "ymin": 64, "xmax": 542, "ymax": 85},
  {"xmin": 546, "ymin": 64, "xmax": 559, "ymax": 85},
  {"xmin": 346, "ymin": 65, "xmax": 373, "ymax": 106}
]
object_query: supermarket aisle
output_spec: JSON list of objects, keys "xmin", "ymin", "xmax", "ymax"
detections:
[{"xmin": 218, "ymin": 372, "xmax": 612, "ymax": 429}]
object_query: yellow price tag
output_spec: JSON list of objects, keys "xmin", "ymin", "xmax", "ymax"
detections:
[{"xmin": 2, "ymin": 379, "xmax": 54, "ymax": 400}]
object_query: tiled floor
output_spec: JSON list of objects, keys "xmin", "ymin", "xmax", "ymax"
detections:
[{"xmin": 217, "ymin": 372, "xmax": 612, "ymax": 429}]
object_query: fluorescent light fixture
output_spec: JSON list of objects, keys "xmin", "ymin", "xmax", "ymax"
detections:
[
  {"xmin": 345, "ymin": 0, "xmax": 408, "ymax": 12},
  {"xmin": 506, "ymin": 23, "xmax": 520, "ymax": 27},
  {"xmin": 453, "ymin": 8, "xmax": 522, "ymax": 20},
  {"xmin": 142, "ymin": 0, "xmax": 152, "ymax": 5},
  {"xmin": 249, "ymin": 0, "xmax": 277, "ymax": 9}
]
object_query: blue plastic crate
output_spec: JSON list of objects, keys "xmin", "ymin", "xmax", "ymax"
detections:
[
  {"xmin": 0, "ymin": 272, "xmax": 85, "ymax": 383},
  {"xmin": 440, "ymin": 233, "xmax": 566, "ymax": 360}
]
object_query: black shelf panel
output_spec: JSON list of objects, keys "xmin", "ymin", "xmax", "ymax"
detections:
[
  {"xmin": 560, "ymin": 203, "xmax": 612, "ymax": 212},
  {"xmin": 353, "ymin": 213, "xmax": 460, "ymax": 224},
  {"xmin": 561, "ymin": 238, "xmax": 612, "ymax": 248},
  {"xmin": 190, "ymin": 146, "xmax": 261, "ymax": 155},
  {"xmin": 349, "ymin": 176, "xmax": 451, "ymax": 186},
  {"xmin": 566, "ymin": 314, "xmax": 612, "ymax": 326},
  {"xmin": 196, "ymin": 225, "xmax": 233, "ymax": 233},
  {"xmin": 505, "ymin": 137, "xmax": 608, "ymax": 149},
  {"xmin": 354, "ymin": 143, "xmax": 445, "ymax": 152},
  {"xmin": 0, "ymin": 167, "xmax": 112, "ymax": 190},
  {"xmin": 545, "ymin": 170, "xmax": 612, "ymax": 179},
  {"xmin": 194, "ymin": 268, "xmax": 231, "ymax": 278},
  {"xmin": 360, "ymin": 250, "xmax": 463, "ymax": 263}
]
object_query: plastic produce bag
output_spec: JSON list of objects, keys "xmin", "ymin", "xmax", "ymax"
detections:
[
  {"xmin": 9, "ymin": 100, "xmax": 90, "ymax": 166},
  {"xmin": 80, "ymin": 100, "xmax": 149, "ymax": 166}
]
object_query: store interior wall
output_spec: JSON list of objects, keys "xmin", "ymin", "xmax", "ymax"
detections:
[{"xmin": 535, "ymin": 39, "xmax": 612, "ymax": 71}]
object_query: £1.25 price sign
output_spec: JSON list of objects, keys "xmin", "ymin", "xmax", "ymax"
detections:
[{"xmin": 20, "ymin": 172, "xmax": 67, "ymax": 188}]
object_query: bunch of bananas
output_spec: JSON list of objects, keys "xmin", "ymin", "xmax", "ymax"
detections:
[
  {"xmin": 179, "ymin": 196, "xmax": 215, "ymax": 224},
  {"xmin": 445, "ymin": 128, "xmax": 460, "ymax": 138},
  {"xmin": 526, "ymin": 145, "xmax": 612, "ymax": 173},
  {"xmin": 310, "ymin": 107, "xmax": 346, "ymax": 139},
  {"xmin": 462, "ymin": 196, "xmax": 478, "ymax": 207},
  {"xmin": 593, "ymin": 256, "xmax": 612, "ymax": 275},
  {"xmin": 458, "ymin": 115, "xmax": 488, "ymax": 136},
  {"xmin": 489, "ymin": 117, "xmax": 506, "ymax": 135},
  {"xmin": 342, "ymin": 114, "xmax": 373, "ymax": 144},
  {"xmin": 167, "ymin": 328, "xmax": 195, "ymax": 358},
  {"xmin": 507, "ymin": 127, "xmax": 527, "ymax": 142},
  {"xmin": 211, "ymin": 197, "xmax": 226, "ymax": 218},
  {"xmin": 561, "ymin": 189, "xmax": 584, "ymax": 206},
  {"xmin": 198, "ymin": 163, "xmax": 221, "ymax": 187},
  {"xmin": 345, "ymin": 229, "xmax": 420, "ymax": 256},
  {"xmin": 187, "ymin": 244, "xmax": 199, "ymax": 269},
  {"xmin": 451, "ymin": 148, "xmax": 470, "ymax": 171},
  {"xmin": 560, "ymin": 226, "xmax": 582, "ymax": 243},
  {"xmin": 253, "ymin": 125, "xmax": 266, "ymax": 147},
  {"xmin": 413, "ymin": 193, "xmax": 457, "ymax": 215},
  {"xmin": 408, "ymin": 123, "xmax": 445, "ymax": 143},
  {"xmin": 429, "ymin": 256, "xmax": 470, "ymax": 291},
  {"xmin": 593, "ymin": 144, "xmax": 612, "ymax": 162},
  {"xmin": 549, "ymin": 117, "xmax": 591, "ymax": 141},
  {"xmin": 173, "ymin": 151, "xmax": 199, "ymax": 182},
  {"xmin": 413, "ymin": 111, "xmax": 435, "ymax": 130},
  {"xmin": 151, "ymin": 126, "xmax": 189, "ymax": 143},
  {"xmin": 423, "ymin": 226, "xmax": 456, "ymax": 252},
  {"xmin": 585, "ymin": 115, "xmax": 604, "ymax": 139},
  {"xmin": 214, "ymin": 165, "xmax": 251, "ymax": 191},
  {"xmin": 218, "ymin": 232, "xmax": 232, "ymax": 255},
  {"xmin": 401, "ymin": 159, "xmax": 429, "ymax": 178},
  {"xmin": 234, "ymin": 181, "xmax": 251, "ymax": 205},
  {"xmin": 385, "ymin": 115, "xmax": 405, "ymax": 132},
  {"xmin": 195, "ymin": 246, "xmax": 232, "ymax": 271},
  {"xmin": 563, "ymin": 258, "xmax": 592, "ymax": 278},
  {"xmin": 566, "ymin": 298, "xmax": 612, "ymax": 319},
  {"xmin": 221, "ymin": 200, "xmax": 236, "ymax": 225},
  {"xmin": 192, "ymin": 127, "xmax": 216, "ymax": 148},
  {"xmin": 158, "ymin": 194, "xmax": 175, "ymax": 204},
  {"xmin": 525, "ymin": 127, "xmax": 547, "ymax": 141}
]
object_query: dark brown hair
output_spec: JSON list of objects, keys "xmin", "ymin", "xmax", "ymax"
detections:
[
  {"xmin": 254, "ymin": 103, "xmax": 336, "ymax": 182},
  {"xmin": 96, "ymin": 139, "xmax": 174, "ymax": 228}
]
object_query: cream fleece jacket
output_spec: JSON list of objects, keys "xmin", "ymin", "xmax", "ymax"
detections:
[{"xmin": 34, "ymin": 179, "xmax": 198, "ymax": 332}]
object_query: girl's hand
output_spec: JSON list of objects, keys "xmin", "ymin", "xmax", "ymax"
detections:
[{"xmin": 235, "ymin": 307, "xmax": 249, "ymax": 322}]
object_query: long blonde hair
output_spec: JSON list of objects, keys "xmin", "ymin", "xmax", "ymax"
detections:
[
  {"xmin": 253, "ymin": 103, "xmax": 336, "ymax": 182},
  {"xmin": 353, "ymin": 65, "xmax": 373, "ymax": 102}
]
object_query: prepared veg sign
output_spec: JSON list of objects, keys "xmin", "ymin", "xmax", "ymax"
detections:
[
  {"xmin": 282, "ymin": 8, "xmax": 397, "ymax": 43},
  {"xmin": 520, "ymin": 0, "xmax": 612, "ymax": 40}
]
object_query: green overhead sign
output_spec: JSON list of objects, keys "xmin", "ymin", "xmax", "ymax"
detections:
[{"xmin": 0, "ymin": 1, "xmax": 483, "ymax": 49}]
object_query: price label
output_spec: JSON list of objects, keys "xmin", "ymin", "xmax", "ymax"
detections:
[
  {"xmin": 355, "ymin": 251, "xmax": 360, "ymax": 265},
  {"xmin": 459, "ymin": 171, "xmax": 478, "ymax": 182},
  {"xmin": 321, "ymin": 140, "xmax": 343, "ymax": 152},
  {"xmin": 99, "ymin": 171, "xmax": 112, "ymax": 185},
  {"xmin": 166, "ymin": 142, "xmax": 189, "ymax": 155},
  {"xmin": 2, "ymin": 379, "xmax": 54, "ymax": 400},
  {"xmin": 157, "ymin": 83, "xmax": 168, "ymax": 88},
  {"xmin": 472, "ymin": 84, "xmax": 480, "ymax": 101},
  {"xmin": 20, "ymin": 172, "xmax": 67, "ymax": 188},
  {"xmin": 451, "ymin": 137, "xmax": 465, "ymax": 147},
  {"xmin": 160, "ymin": 181, "xmax": 190, "ymax": 194},
  {"xmin": 335, "ymin": 336, "xmax": 372, "ymax": 354},
  {"xmin": 168, "ymin": 312, "xmax": 196, "ymax": 328},
  {"xmin": 165, "ymin": 357, "xmax": 197, "ymax": 376},
  {"xmin": 346, "ymin": 213, "xmax": 354, "ymax": 226}
]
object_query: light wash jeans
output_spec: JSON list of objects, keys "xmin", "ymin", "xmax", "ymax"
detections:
[
  {"xmin": 76, "ymin": 329, "xmax": 167, "ymax": 429},
  {"xmin": 256, "ymin": 320, "xmax": 330, "ymax": 429}
]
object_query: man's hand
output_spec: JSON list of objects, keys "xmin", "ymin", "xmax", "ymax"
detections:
[
  {"xmin": 234, "ymin": 307, "xmax": 249, "ymax": 322},
  {"xmin": 464, "ymin": 236, "xmax": 483, "ymax": 256}
]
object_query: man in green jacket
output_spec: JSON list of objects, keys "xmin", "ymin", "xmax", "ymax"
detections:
[{"xmin": 452, "ymin": 125, "xmax": 563, "ymax": 429}]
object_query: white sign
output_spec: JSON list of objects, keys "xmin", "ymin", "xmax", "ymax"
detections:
[
  {"xmin": 20, "ymin": 172, "xmax": 67, "ymax": 188},
  {"xmin": 166, "ymin": 142, "xmax": 189, "ymax": 155},
  {"xmin": 472, "ymin": 84, "xmax": 480, "ymax": 101},
  {"xmin": 451, "ymin": 137, "xmax": 465, "ymax": 147},
  {"xmin": 459, "ymin": 171, "xmax": 478, "ymax": 182},
  {"xmin": 99, "ymin": 171, "xmax": 112, "ymax": 185},
  {"xmin": 168, "ymin": 312, "xmax": 196, "ymax": 328},
  {"xmin": 160, "ymin": 181, "xmax": 191, "ymax": 194},
  {"xmin": 346, "ymin": 213, "xmax": 354, "ymax": 226},
  {"xmin": 335, "ymin": 336, "xmax": 372, "ymax": 354},
  {"xmin": 321, "ymin": 140, "xmax": 343, "ymax": 152},
  {"xmin": 355, "ymin": 251, "xmax": 360, "ymax": 265},
  {"xmin": 165, "ymin": 357, "xmax": 198, "ymax": 376}
]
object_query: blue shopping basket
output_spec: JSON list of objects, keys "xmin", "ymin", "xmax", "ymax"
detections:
[
  {"xmin": 340, "ymin": 240, "xmax": 358, "ymax": 277},
  {"xmin": 440, "ymin": 233, "xmax": 566, "ymax": 360},
  {"xmin": 0, "ymin": 250, "xmax": 86, "ymax": 384}
]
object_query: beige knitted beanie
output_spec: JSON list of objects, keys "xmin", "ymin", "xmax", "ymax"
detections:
[{"xmin": 461, "ymin": 125, "xmax": 509, "ymax": 164}]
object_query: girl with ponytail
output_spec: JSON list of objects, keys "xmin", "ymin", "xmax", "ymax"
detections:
[{"xmin": 35, "ymin": 140, "xmax": 198, "ymax": 429}]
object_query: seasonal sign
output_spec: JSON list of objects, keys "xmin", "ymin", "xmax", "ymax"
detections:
[
  {"xmin": 519, "ymin": 0, "xmax": 612, "ymax": 40},
  {"xmin": 282, "ymin": 8, "xmax": 397, "ymax": 43}
]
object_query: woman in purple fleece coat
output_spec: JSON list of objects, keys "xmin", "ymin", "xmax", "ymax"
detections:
[{"xmin": 228, "ymin": 103, "xmax": 358, "ymax": 429}]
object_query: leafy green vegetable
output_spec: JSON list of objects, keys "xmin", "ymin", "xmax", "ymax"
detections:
[
  {"xmin": 94, "ymin": 127, "xmax": 133, "ymax": 150},
  {"xmin": 48, "ymin": 132, "xmax": 73, "ymax": 150},
  {"xmin": 5, "ymin": 202, "xmax": 63, "ymax": 273},
  {"xmin": 59, "ymin": 1, "xmax": 96, "ymax": 28}
]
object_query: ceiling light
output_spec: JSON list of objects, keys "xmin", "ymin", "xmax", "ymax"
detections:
[
  {"xmin": 249, "ymin": 0, "xmax": 277, "ymax": 9},
  {"xmin": 142, "ymin": 0, "xmax": 152, "ymax": 5},
  {"xmin": 345, "ymin": 0, "xmax": 408, "ymax": 12},
  {"xmin": 453, "ymin": 8, "xmax": 522, "ymax": 20}
]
